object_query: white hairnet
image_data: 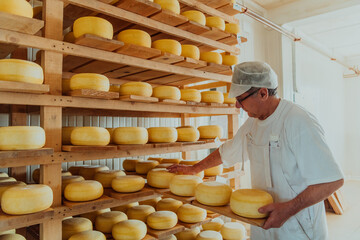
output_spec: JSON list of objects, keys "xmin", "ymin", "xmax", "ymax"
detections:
[{"xmin": 228, "ymin": 61, "xmax": 278, "ymax": 98}]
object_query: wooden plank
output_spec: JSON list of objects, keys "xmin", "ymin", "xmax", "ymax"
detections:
[
  {"xmin": 74, "ymin": 34, "xmax": 124, "ymax": 51},
  {"xmin": 0, "ymin": 80, "xmax": 49, "ymax": 94},
  {"xmin": 204, "ymin": 102, "xmax": 229, "ymax": 108},
  {"xmin": 218, "ymin": 34, "xmax": 238, "ymax": 45},
  {"xmin": 63, "ymin": 195, "xmax": 113, "ymax": 208},
  {"xmin": 150, "ymin": 9, "xmax": 188, "ymax": 26},
  {"xmin": 63, "ymin": 55, "xmax": 93, "ymax": 72},
  {"xmin": 146, "ymin": 75, "xmax": 191, "ymax": 85},
  {"xmin": 117, "ymin": 144, "xmax": 154, "ymax": 151},
  {"xmin": 119, "ymin": 95, "xmax": 159, "ymax": 103},
  {"xmin": 62, "ymin": 108, "xmax": 181, "ymax": 118},
  {"xmin": 334, "ymin": 190, "xmax": 346, "ymax": 211},
  {"xmin": 161, "ymin": 190, "xmax": 195, "ymax": 203},
  {"xmin": 151, "ymin": 53, "xmax": 185, "ymax": 64},
  {"xmin": 72, "ymin": 61, "xmax": 126, "ymax": 74},
  {"xmin": 151, "ymin": 33, "xmax": 183, "ymax": 42},
  {"xmin": 159, "ymin": 99, "xmax": 186, "ymax": 105},
  {"xmin": 0, "ymin": 11, "xmax": 44, "ymax": 35},
  {"xmin": 65, "ymin": 89, "xmax": 120, "ymax": 99},
  {"xmin": 147, "ymin": 224, "xmax": 185, "ymax": 239},
  {"xmin": 116, "ymin": 0, "xmax": 161, "ymax": 16},
  {"xmin": 173, "ymin": 58, "xmax": 207, "ymax": 69},
  {"xmin": 177, "ymin": 21, "xmax": 210, "ymax": 34},
  {"xmin": 198, "ymin": 63, "xmax": 231, "ymax": 73},
  {"xmin": 0, "ymin": 148, "xmax": 53, "ymax": 160},
  {"xmin": 123, "ymin": 70, "xmax": 171, "ymax": 81},
  {"xmin": 200, "ymin": 28, "xmax": 231, "ymax": 41},
  {"xmin": 110, "ymin": 187, "xmax": 159, "ymax": 201},
  {"xmin": 116, "ymin": 44, "xmax": 162, "ymax": 59},
  {"xmin": 185, "ymin": 81, "xmax": 228, "ymax": 90},
  {"xmin": 197, "ymin": 0, "xmax": 231, "ymax": 9},
  {"xmin": 169, "ymin": 77, "xmax": 208, "ymax": 86},
  {"xmin": 185, "ymin": 101, "xmax": 207, "ymax": 106},
  {"xmin": 105, "ymin": 66, "xmax": 147, "ymax": 78},
  {"xmin": 179, "ymin": 218, "xmax": 212, "ymax": 229},
  {"xmin": 144, "ymin": 184, "xmax": 170, "ymax": 194},
  {"xmin": 62, "ymin": 145, "xmax": 117, "ymax": 152},
  {"xmin": 327, "ymin": 194, "xmax": 344, "ymax": 215},
  {"xmin": 216, "ymin": 3, "xmax": 240, "ymax": 16},
  {"xmin": 97, "ymin": 13, "xmax": 133, "ymax": 33},
  {"xmin": 0, "ymin": 44, "xmax": 18, "ymax": 59}
]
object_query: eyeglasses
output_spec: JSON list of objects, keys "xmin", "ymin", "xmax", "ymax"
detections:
[{"xmin": 236, "ymin": 89, "xmax": 259, "ymax": 105}]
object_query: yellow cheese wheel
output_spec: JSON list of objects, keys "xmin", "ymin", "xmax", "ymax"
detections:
[
  {"xmin": 109, "ymin": 85, "xmax": 121, "ymax": 93},
  {"xmin": 62, "ymin": 79, "xmax": 71, "ymax": 93},
  {"xmin": 80, "ymin": 208, "xmax": 110, "ymax": 224},
  {"xmin": 152, "ymin": 39, "xmax": 182, "ymax": 56},
  {"xmin": 155, "ymin": 163, "xmax": 173, "ymax": 169},
  {"xmin": 62, "ymin": 175, "xmax": 85, "ymax": 193},
  {"xmin": 0, "ymin": 181, "xmax": 26, "ymax": 200},
  {"xmin": 62, "ymin": 171, "xmax": 72, "ymax": 177},
  {"xmin": 71, "ymin": 127, "xmax": 110, "ymax": 146},
  {"xmin": 0, "ymin": 126, "xmax": 45, "ymax": 150},
  {"xmin": 62, "ymin": 217, "xmax": 93, "ymax": 240},
  {"xmin": 106, "ymin": 128, "xmax": 115, "ymax": 144},
  {"xmin": 70, "ymin": 73, "xmax": 110, "ymax": 91},
  {"xmin": 161, "ymin": 158, "xmax": 181, "ymax": 164},
  {"xmin": 68, "ymin": 230, "xmax": 106, "ymax": 240},
  {"xmin": 127, "ymin": 205, "xmax": 155, "ymax": 222},
  {"xmin": 170, "ymin": 175, "xmax": 202, "ymax": 197},
  {"xmin": 181, "ymin": 45, "xmax": 200, "ymax": 60},
  {"xmin": 225, "ymin": 23, "xmax": 240, "ymax": 34},
  {"xmin": 198, "ymin": 125, "xmax": 223, "ymax": 139},
  {"xmin": 112, "ymin": 202, "xmax": 138, "ymax": 212},
  {"xmin": 0, "ymin": 234, "xmax": 26, "ymax": 240},
  {"xmin": 201, "ymin": 91, "xmax": 224, "ymax": 103},
  {"xmin": 230, "ymin": 189, "xmax": 273, "ymax": 218},
  {"xmin": 113, "ymin": 127, "xmax": 148, "ymax": 145},
  {"xmin": 175, "ymin": 227, "xmax": 200, "ymax": 240},
  {"xmin": 222, "ymin": 55, "xmax": 238, "ymax": 66},
  {"xmin": 163, "ymin": 235, "xmax": 177, "ymax": 240},
  {"xmin": 220, "ymin": 222, "xmax": 246, "ymax": 240},
  {"xmin": 148, "ymin": 127, "xmax": 177, "ymax": 143},
  {"xmin": 0, "ymin": 230, "xmax": 16, "ymax": 236},
  {"xmin": 0, "ymin": 59, "xmax": 43, "ymax": 84},
  {"xmin": 112, "ymin": 220, "xmax": 147, "ymax": 240},
  {"xmin": 148, "ymin": 157, "xmax": 163, "ymax": 163},
  {"xmin": 68, "ymin": 165, "xmax": 88, "ymax": 175},
  {"xmin": 154, "ymin": 0, "xmax": 180, "ymax": 14},
  {"xmin": 176, "ymin": 126, "xmax": 200, "ymax": 142},
  {"xmin": 122, "ymin": 159, "xmax": 143, "ymax": 172},
  {"xmin": 147, "ymin": 168, "xmax": 176, "ymax": 188},
  {"xmin": 94, "ymin": 170, "xmax": 126, "ymax": 188},
  {"xmin": 195, "ymin": 182, "xmax": 232, "ymax": 206},
  {"xmin": 156, "ymin": 198, "xmax": 183, "ymax": 212},
  {"xmin": 152, "ymin": 86, "xmax": 181, "ymax": 100},
  {"xmin": 1, "ymin": 184, "xmax": 53, "ymax": 215},
  {"xmin": 119, "ymin": 82, "xmax": 152, "ymax": 97},
  {"xmin": 73, "ymin": 16, "xmax": 113, "ymax": 39},
  {"xmin": 117, "ymin": 29, "xmax": 151, "ymax": 48},
  {"xmin": 147, "ymin": 211, "xmax": 178, "ymax": 230},
  {"xmin": 204, "ymin": 165, "xmax": 223, "ymax": 177},
  {"xmin": 206, "ymin": 17, "xmax": 225, "ymax": 30},
  {"xmin": 112, "ymin": 176, "xmax": 145, "ymax": 193},
  {"xmin": 200, "ymin": 52, "xmax": 222, "ymax": 64},
  {"xmin": 0, "ymin": 0, "xmax": 33, "ymax": 18},
  {"xmin": 139, "ymin": 197, "xmax": 161, "ymax": 208},
  {"xmin": 177, "ymin": 204, "xmax": 206, "ymax": 223},
  {"xmin": 181, "ymin": 10, "xmax": 205, "ymax": 25},
  {"xmin": 79, "ymin": 165, "xmax": 110, "ymax": 180},
  {"xmin": 64, "ymin": 180, "xmax": 103, "ymax": 202},
  {"xmin": 202, "ymin": 218, "xmax": 224, "ymax": 232},
  {"xmin": 196, "ymin": 230, "xmax": 222, "ymax": 240},
  {"xmin": 135, "ymin": 160, "xmax": 159, "ymax": 174},
  {"xmin": 95, "ymin": 211, "xmax": 128, "ymax": 233},
  {"xmin": 0, "ymin": 177, "xmax": 16, "ymax": 183},
  {"xmin": 180, "ymin": 89, "xmax": 201, "ymax": 102},
  {"xmin": 63, "ymin": 127, "xmax": 77, "ymax": 145},
  {"xmin": 223, "ymin": 93, "xmax": 236, "ymax": 104},
  {"xmin": 64, "ymin": 31, "xmax": 76, "ymax": 43}
]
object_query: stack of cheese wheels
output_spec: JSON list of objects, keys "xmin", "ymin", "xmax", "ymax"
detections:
[
  {"xmin": 0, "ymin": 0, "xmax": 33, "ymax": 18},
  {"xmin": 201, "ymin": 91, "xmax": 224, "ymax": 104},
  {"xmin": 112, "ymin": 127, "xmax": 148, "ymax": 145},
  {"xmin": 176, "ymin": 126, "xmax": 200, "ymax": 142},
  {"xmin": 68, "ymin": 230, "xmax": 106, "ymax": 240},
  {"xmin": 62, "ymin": 175, "xmax": 85, "ymax": 193},
  {"xmin": 112, "ymin": 220, "xmax": 147, "ymax": 240},
  {"xmin": 69, "ymin": 73, "xmax": 110, "ymax": 91},
  {"xmin": 200, "ymin": 52, "xmax": 222, "ymax": 64},
  {"xmin": 170, "ymin": 175, "xmax": 202, "ymax": 196},
  {"xmin": 119, "ymin": 82, "xmax": 152, "ymax": 97},
  {"xmin": 154, "ymin": 0, "xmax": 180, "ymax": 14},
  {"xmin": 152, "ymin": 39, "xmax": 182, "ymax": 55},
  {"xmin": 122, "ymin": 159, "xmax": 143, "ymax": 172},
  {"xmin": 202, "ymin": 218, "xmax": 224, "ymax": 231},
  {"xmin": 147, "ymin": 168, "xmax": 176, "ymax": 188},
  {"xmin": 156, "ymin": 198, "xmax": 183, "ymax": 212},
  {"xmin": 62, "ymin": 217, "xmax": 93, "ymax": 240},
  {"xmin": 220, "ymin": 222, "xmax": 246, "ymax": 240},
  {"xmin": 0, "ymin": 181, "xmax": 26, "ymax": 200},
  {"xmin": 181, "ymin": 45, "xmax": 200, "ymax": 60},
  {"xmin": 161, "ymin": 158, "xmax": 181, "ymax": 164},
  {"xmin": 64, "ymin": 31, "xmax": 76, "ymax": 43},
  {"xmin": 196, "ymin": 230, "xmax": 223, "ymax": 240},
  {"xmin": 0, "ymin": 177, "xmax": 16, "ymax": 183},
  {"xmin": 127, "ymin": 205, "xmax": 155, "ymax": 222},
  {"xmin": 152, "ymin": 86, "xmax": 181, "ymax": 100},
  {"xmin": 79, "ymin": 165, "xmax": 109, "ymax": 180},
  {"xmin": 147, "ymin": 211, "xmax": 178, "ymax": 230},
  {"xmin": 112, "ymin": 202, "xmax": 138, "ymax": 212},
  {"xmin": 64, "ymin": 180, "xmax": 103, "ymax": 202},
  {"xmin": 0, "ymin": 233, "xmax": 26, "ymax": 240},
  {"xmin": 198, "ymin": 125, "xmax": 223, "ymax": 139},
  {"xmin": 206, "ymin": 16, "xmax": 225, "ymax": 30},
  {"xmin": 230, "ymin": 189, "xmax": 273, "ymax": 218},
  {"xmin": 204, "ymin": 164, "xmax": 223, "ymax": 177},
  {"xmin": 0, "ymin": 126, "xmax": 45, "ymax": 150},
  {"xmin": 1, "ymin": 184, "xmax": 53, "ymax": 215},
  {"xmin": 80, "ymin": 208, "xmax": 110, "ymax": 224},
  {"xmin": 0, "ymin": 59, "xmax": 43, "ymax": 84},
  {"xmin": 175, "ymin": 227, "xmax": 200, "ymax": 240},
  {"xmin": 117, "ymin": 29, "xmax": 151, "ymax": 48},
  {"xmin": 181, "ymin": 10, "xmax": 206, "ymax": 25},
  {"xmin": 106, "ymin": 128, "xmax": 115, "ymax": 144},
  {"xmin": 73, "ymin": 16, "xmax": 113, "ymax": 39},
  {"xmin": 94, "ymin": 170, "xmax": 125, "ymax": 188},
  {"xmin": 223, "ymin": 93, "xmax": 236, "ymax": 104},
  {"xmin": 68, "ymin": 165, "xmax": 88, "ymax": 175},
  {"xmin": 195, "ymin": 182, "xmax": 232, "ymax": 206},
  {"xmin": 95, "ymin": 211, "xmax": 128, "ymax": 233},
  {"xmin": 148, "ymin": 157, "xmax": 163, "ymax": 163},
  {"xmin": 148, "ymin": 127, "xmax": 177, "ymax": 143},
  {"xmin": 139, "ymin": 197, "xmax": 161, "ymax": 208},
  {"xmin": 177, "ymin": 204, "xmax": 206, "ymax": 223},
  {"xmin": 180, "ymin": 89, "xmax": 201, "ymax": 102},
  {"xmin": 135, "ymin": 160, "xmax": 159, "ymax": 174},
  {"xmin": 70, "ymin": 127, "xmax": 110, "ymax": 146},
  {"xmin": 112, "ymin": 175, "xmax": 145, "ymax": 193},
  {"xmin": 225, "ymin": 23, "xmax": 240, "ymax": 35},
  {"xmin": 179, "ymin": 160, "xmax": 204, "ymax": 179}
]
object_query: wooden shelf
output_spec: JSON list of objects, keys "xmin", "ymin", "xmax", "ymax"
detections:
[
  {"xmin": 110, "ymin": 187, "xmax": 162, "ymax": 202},
  {"xmin": 0, "ymin": 148, "xmax": 53, "ymax": 160},
  {"xmin": 161, "ymin": 190, "xmax": 195, "ymax": 203},
  {"xmin": 178, "ymin": 217, "xmax": 212, "ymax": 229},
  {"xmin": 147, "ymin": 224, "xmax": 185, "ymax": 239},
  {"xmin": 0, "ymin": 148, "xmax": 54, "ymax": 168},
  {"xmin": 119, "ymin": 95, "xmax": 159, "ymax": 103},
  {"xmin": 0, "ymin": 81, "xmax": 50, "ymax": 94}
]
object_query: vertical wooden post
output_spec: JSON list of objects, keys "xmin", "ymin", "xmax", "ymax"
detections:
[{"xmin": 181, "ymin": 113, "xmax": 191, "ymax": 160}]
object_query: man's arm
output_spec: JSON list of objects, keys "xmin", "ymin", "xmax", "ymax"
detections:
[{"xmin": 259, "ymin": 178, "xmax": 344, "ymax": 230}]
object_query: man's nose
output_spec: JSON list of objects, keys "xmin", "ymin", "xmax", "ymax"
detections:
[{"xmin": 235, "ymin": 100, "xmax": 242, "ymax": 109}]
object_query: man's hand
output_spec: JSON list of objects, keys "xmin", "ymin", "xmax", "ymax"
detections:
[
  {"xmin": 258, "ymin": 201, "xmax": 295, "ymax": 230},
  {"xmin": 167, "ymin": 164, "xmax": 198, "ymax": 175}
]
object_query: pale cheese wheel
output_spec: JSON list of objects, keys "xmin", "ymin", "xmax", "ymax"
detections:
[
  {"xmin": 62, "ymin": 171, "xmax": 72, "ymax": 177},
  {"xmin": 139, "ymin": 197, "xmax": 161, "ymax": 208},
  {"xmin": 94, "ymin": 170, "xmax": 126, "ymax": 188},
  {"xmin": 147, "ymin": 168, "xmax": 175, "ymax": 188},
  {"xmin": 204, "ymin": 165, "xmax": 223, "ymax": 177},
  {"xmin": 0, "ymin": 234, "xmax": 26, "ymax": 240},
  {"xmin": 177, "ymin": 204, "xmax": 206, "ymax": 223},
  {"xmin": 112, "ymin": 202, "xmax": 138, "ymax": 212},
  {"xmin": 220, "ymin": 222, "xmax": 246, "ymax": 240},
  {"xmin": 206, "ymin": 17, "xmax": 225, "ymax": 31},
  {"xmin": 222, "ymin": 55, "xmax": 238, "ymax": 66},
  {"xmin": 148, "ymin": 127, "xmax": 177, "ymax": 143},
  {"xmin": 152, "ymin": 39, "xmax": 181, "ymax": 56},
  {"xmin": 175, "ymin": 227, "xmax": 200, "ymax": 240},
  {"xmin": 0, "ymin": 177, "xmax": 16, "ymax": 183},
  {"xmin": 0, "ymin": 0, "xmax": 33, "ymax": 18},
  {"xmin": 71, "ymin": 127, "xmax": 110, "ymax": 146},
  {"xmin": 95, "ymin": 211, "xmax": 128, "ymax": 233},
  {"xmin": 176, "ymin": 126, "xmax": 200, "ymax": 142},
  {"xmin": 156, "ymin": 198, "xmax": 183, "ymax": 212},
  {"xmin": 135, "ymin": 160, "xmax": 159, "ymax": 175},
  {"xmin": 123, "ymin": 159, "xmax": 143, "ymax": 172},
  {"xmin": 1, "ymin": 184, "xmax": 53, "ymax": 215},
  {"xmin": 180, "ymin": 89, "xmax": 201, "ymax": 102},
  {"xmin": 181, "ymin": 45, "xmax": 200, "ymax": 60},
  {"xmin": 68, "ymin": 165, "xmax": 88, "ymax": 175},
  {"xmin": 68, "ymin": 230, "xmax": 106, "ymax": 240},
  {"xmin": 0, "ymin": 126, "xmax": 45, "ymax": 150},
  {"xmin": 127, "ymin": 205, "xmax": 155, "ymax": 222},
  {"xmin": 62, "ymin": 175, "xmax": 85, "ymax": 193},
  {"xmin": 64, "ymin": 31, "xmax": 76, "ymax": 43},
  {"xmin": 70, "ymin": 73, "xmax": 110, "ymax": 91},
  {"xmin": 230, "ymin": 189, "xmax": 273, "ymax": 218},
  {"xmin": 196, "ymin": 230, "xmax": 223, "ymax": 240},
  {"xmin": 201, "ymin": 91, "xmax": 224, "ymax": 104},
  {"xmin": 163, "ymin": 235, "xmax": 177, "ymax": 240},
  {"xmin": 0, "ymin": 181, "xmax": 26, "ymax": 200},
  {"xmin": 200, "ymin": 52, "xmax": 222, "ymax": 64},
  {"xmin": 154, "ymin": 0, "xmax": 180, "ymax": 14},
  {"xmin": 79, "ymin": 165, "xmax": 110, "ymax": 180},
  {"xmin": 112, "ymin": 176, "xmax": 145, "ymax": 193},
  {"xmin": 113, "ymin": 127, "xmax": 148, "ymax": 145},
  {"xmin": 152, "ymin": 86, "xmax": 181, "ymax": 100},
  {"xmin": 147, "ymin": 211, "xmax": 178, "ymax": 230},
  {"xmin": 155, "ymin": 163, "xmax": 173, "ymax": 169},
  {"xmin": 170, "ymin": 175, "xmax": 202, "ymax": 197},
  {"xmin": 64, "ymin": 180, "xmax": 103, "ymax": 202},
  {"xmin": 0, "ymin": 230, "xmax": 16, "ymax": 236},
  {"xmin": 148, "ymin": 157, "xmax": 163, "ymax": 163},
  {"xmin": 119, "ymin": 82, "xmax": 152, "ymax": 97},
  {"xmin": 225, "ymin": 23, "xmax": 240, "ymax": 34},
  {"xmin": 181, "ymin": 10, "xmax": 205, "ymax": 25},
  {"xmin": 112, "ymin": 220, "xmax": 147, "ymax": 240},
  {"xmin": 0, "ymin": 59, "xmax": 43, "ymax": 84},
  {"xmin": 117, "ymin": 29, "xmax": 151, "ymax": 48},
  {"xmin": 62, "ymin": 217, "xmax": 93, "ymax": 240},
  {"xmin": 80, "ymin": 208, "xmax": 111, "ymax": 224},
  {"xmin": 195, "ymin": 182, "xmax": 232, "ymax": 206},
  {"xmin": 73, "ymin": 16, "xmax": 113, "ymax": 39},
  {"xmin": 161, "ymin": 158, "xmax": 181, "ymax": 164},
  {"xmin": 223, "ymin": 93, "xmax": 236, "ymax": 104},
  {"xmin": 0, "ymin": 173, "xmax": 8, "ymax": 178},
  {"xmin": 106, "ymin": 128, "xmax": 116, "ymax": 144},
  {"xmin": 198, "ymin": 125, "xmax": 223, "ymax": 139},
  {"xmin": 202, "ymin": 218, "xmax": 224, "ymax": 231}
]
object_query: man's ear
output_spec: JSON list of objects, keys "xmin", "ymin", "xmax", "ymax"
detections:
[{"xmin": 259, "ymin": 88, "xmax": 268, "ymax": 99}]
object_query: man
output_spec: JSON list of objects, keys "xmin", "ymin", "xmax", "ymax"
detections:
[{"xmin": 168, "ymin": 61, "xmax": 344, "ymax": 240}]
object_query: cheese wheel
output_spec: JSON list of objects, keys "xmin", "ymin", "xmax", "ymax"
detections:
[
  {"xmin": 68, "ymin": 230, "xmax": 106, "ymax": 240},
  {"xmin": 80, "ymin": 208, "xmax": 111, "ymax": 224},
  {"xmin": 32, "ymin": 168, "xmax": 41, "ymax": 183},
  {"xmin": 181, "ymin": 10, "xmax": 205, "ymax": 25},
  {"xmin": 200, "ymin": 52, "xmax": 222, "ymax": 64},
  {"xmin": 196, "ymin": 230, "xmax": 223, "ymax": 240},
  {"xmin": 117, "ymin": 29, "xmax": 151, "ymax": 48},
  {"xmin": 0, "ymin": 181, "xmax": 26, "ymax": 200},
  {"xmin": 119, "ymin": 82, "xmax": 152, "ymax": 97},
  {"xmin": 64, "ymin": 31, "xmax": 76, "ymax": 43},
  {"xmin": 147, "ymin": 211, "xmax": 178, "ymax": 230},
  {"xmin": 0, "ymin": 234, "xmax": 26, "ymax": 240},
  {"xmin": 94, "ymin": 170, "xmax": 126, "ymax": 188},
  {"xmin": 204, "ymin": 165, "xmax": 223, "ymax": 177},
  {"xmin": 147, "ymin": 168, "xmax": 176, "ymax": 188},
  {"xmin": 220, "ymin": 222, "xmax": 246, "ymax": 240},
  {"xmin": 154, "ymin": 0, "xmax": 180, "ymax": 14},
  {"xmin": 180, "ymin": 89, "xmax": 201, "ymax": 102},
  {"xmin": 156, "ymin": 198, "xmax": 183, "ymax": 212},
  {"xmin": 109, "ymin": 85, "xmax": 121, "ymax": 93},
  {"xmin": 148, "ymin": 157, "xmax": 163, "ymax": 163},
  {"xmin": 161, "ymin": 158, "xmax": 181, "ymax": 164},
  {"xmin": 79, "ymin": 165, "xmax": 110, "ymax": 180},
  {"xmin": 127, "ymin": 205, "xmax": 155, "ymax": 222},
  {"xmin": 0, "ymin": 230, "xmax": 16, "ymax": 236},
  {"xmin": 112, "ymin": 220, "xmax": 147, "ymax": 240},
  {"xmin": 181, "ymin": 45, "xmax": 200, "ymax": 60},
  {"xmin": 195, "ymin": 182, "xmax": 232, "ymax": 206},
  {"xmin": 139, "ymin": 197, "xmax": 161, "ymax": 208},
  {"xmin": 163, "ymin": 235, "xmax": 177, "ymax": 240},
  {"xmin": 176, "ymin": 126, "xmax": 200, "ymax": 142},
  {"xmin": 62, "ymin": 127, "xmax": 77, "ymax": 145},
  {"xmin": 64, "ymin": 180, "xmax": 103, "ymax": 202},
  {"xmin": 170, "ymin": 175, "xmax": 202, "ymax": 197},
  {"xmin": 0, "ymin": 177, "xmax": 16, "ymax": 183},
  {"xmin": 112, "ymin": 202, "xmax": 138, "ymax": 212},
  {"xmin": 223, "ymin": 93, "xmax": 236, "ymax": 104},
  {"xmin": 135, "ymin": 160, "xmax": 159, "ymax": 174},
  {"xmin": 152, "ymin": 39, "xmax": 182, "ymax": 56},
  {"xmin": 95, "ymin": 211, "xmax": 128, "ymax": 233},
  {"xmin": 202, "ymin": 218, "xmax": 224, "ymax": 232},
  {"xmin": 123, "ymin": 159, "xmax": 143, "ymax": 172},
  {"xmin": 198, "ymin": 125, "xmax": 223, "ymax": 139},
  {"xmin": 70, "ymin": 73, "xmax": 110, "ymax": 91},
  {"xmin": 62, "ymin": 217, "xmax": 93, "ymax": 240},
  {"xmin": 112, "ymin": 176, "xmax": 145, "ymax": 193},
  {"xmin": 106, "ymin": 128, "xmax": 115, "ymax": 144},
  {"xmin": 148, "ymin": 127, "xmax": 177, "ymax": 143},
  {"xmin": 1, "ymin": 184, "xmax": 53, "ymax": 215},
  {"xmin": 206, "ymin": 17, "xmax": 225, "ymax": 30},
  {"xmin": 175, "ymin": 227, "xmax": 200, "ymax": 240},
  {"xmin": 0, "ymin": 126, "xmax": 45, "ymax": 150},
  {"xmin": 225, "ymin": 23, "xmax": 240, "ymax": 34},
  {"xmin": 155, "ymin": 163, "xmax": 173, "ymax": 169},
  {"xmin": 62, "ymin": 175, "xmax": 85, "ymax": 193},
  {"xmin": 152, "ymin": 86, "xmax": 181, "ymax": 100},
  {"xmin": 201, "ymin": 91, "xmax": 224, "ymax": 104},
  {"xmin": 73, "ymin": 16, "xmax": 113, "ymax": 39},
  {"xmin": 71, "ymin": 127, "xmax": 110, "ymax": 146},
  {"xmin": 222, "ymin": 55, "xmax": 238, "ymax": 66},
  {"xmin": 68, "ymin": 165, "xmax": 88, "ymax": 175},
  {"xmin": 230, "ymin": 189, "xmax": 273, "ymax": 218},
  {"xmin": 0, "ymin": 59, "xmax": 43, "ymax": 84},
  {"xmin": 0, "ymin": 0, "xmax": 33, "ymax": 18},
  {"xmin": 177, "ymin": 204, "xmax": 206, "ymax": 223},
  {"xmin": 62, "ymin": 171, "xmax": 72, "ymax": 177},
  {"xmin": 0, "ymin": 173, "xmax": 8, "ymax": 178},
  {"xmin": 113, "ymin": 127, "xmax": 148, "ymax": 145}
]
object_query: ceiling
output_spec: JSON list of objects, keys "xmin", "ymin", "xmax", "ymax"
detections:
[{"xmin": 251, "ymin": 0, "xmax": 300, "ymax": 9}]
